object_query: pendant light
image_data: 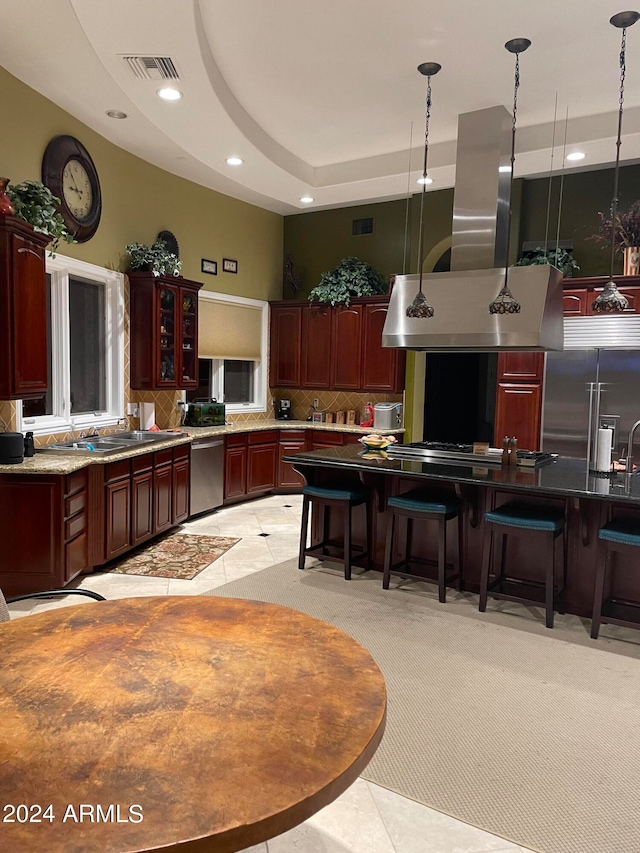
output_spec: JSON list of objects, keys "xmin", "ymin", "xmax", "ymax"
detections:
[
  {"xmin": 488, "ymin": 38, "xmax": 531, "ymax": 315},
  {"xmin": 406, "ymin": 62, "xmax": 441, "ymax": 318},
  {"xmin": 591, "ymin": 10, "xmax": 640, "ymax": 313}
]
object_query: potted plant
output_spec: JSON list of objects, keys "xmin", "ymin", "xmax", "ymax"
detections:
[
  {"xmin": 308, "ymin": 256, "xmax": 387, "ymax": 307},
  {"xmin": 515, "ymin": 247, "xmax": 580, "ymax": 278},
  {"xmin": 590, "ymin": 201, "xmax": 640, "ymax": 275},
  {"xmin": 6, "ymin": 179, "xmax": 75, "ymax": 255},
  {"xmin": 125, "ymin": 238, "xmax": 182, "ymax": 277}
]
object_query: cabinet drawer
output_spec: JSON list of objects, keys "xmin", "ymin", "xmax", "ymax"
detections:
[
  {"xmin": 226, "ymin": 433, "xmax": 248, "ymax": 448},
  {"xmin": 104, "ymin": 459, "xmax": 131, "ymax": 483},
  {"xmin": 249, "ymin": 430, "xmax": 279, "ymax": 445},
  {"xmin": 173, "ymin": 443, "xmax": 190, "ymax": 461},
  {"xmin": 65, "ymin": 470, "xmax": 86, "ymax": 497},
  {"xmin": 311, "ymin": 430, "xmax": 344, "ymax": 445},
  {"xmin": 65, "ymin": 532, "xmax": 88, "ymax": 580},
  {"xmin": 279, "ymin": 429, "xmax": 307, "ymax": 443},
  {"xmin": 64, "ymin": 491, "xmax": 86, "ymax": 519},
  {"xmin": 154, "ymin": 448, "xmax": 173, "ymax": 467},
  {"xmin": 65, "ymin": 513, "xmax": 86, "ymax": 541},
  {"xmin": 132, "ymin": 452, "xmax": 154, "ymax": 474}
]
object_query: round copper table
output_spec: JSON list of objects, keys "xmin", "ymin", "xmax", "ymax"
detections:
[{"xmin": 0, "ymin": 596, "xmax": 386, "ymax": 852}]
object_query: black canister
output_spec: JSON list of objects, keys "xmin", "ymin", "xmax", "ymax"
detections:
[
  {"xmin": 24, "ymin": 431, "xmax": 35, "ymax": 457},
  {"xmin": 0, "ymin": 432, "xmax": 25, "ymax": 464}
]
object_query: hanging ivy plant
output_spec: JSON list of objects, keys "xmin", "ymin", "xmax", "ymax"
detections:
[{"xmin": 308, "ymin": 257, "xmax": 387, "ymax": 307}]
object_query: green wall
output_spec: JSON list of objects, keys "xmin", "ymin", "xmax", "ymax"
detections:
[
  {"xmin": 0, "ymin": 66, "xmax": 283, "ymax": 301},
  {"xmin": 283, "ymin": 190, "xmax": 454, "ymax": 299}
]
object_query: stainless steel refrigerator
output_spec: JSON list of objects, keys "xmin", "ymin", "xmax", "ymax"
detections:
[{"xmin": 542, "ymin": 316, "xmax": 640, "ymax": 462}]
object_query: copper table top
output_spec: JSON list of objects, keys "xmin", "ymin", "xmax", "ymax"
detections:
[{"xmin": 0, "ymin": 596, "xmax": 386, "ymax": 852}]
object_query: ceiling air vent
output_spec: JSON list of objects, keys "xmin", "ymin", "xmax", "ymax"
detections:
[
  {"xmin": 121, "ymin": 55, "xmax": 180, "ymax": 81},
  {"xmin": 352, "ymin": 217, "xmax": 374, "ymax": 236}
]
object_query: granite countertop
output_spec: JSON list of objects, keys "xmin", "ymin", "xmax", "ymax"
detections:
[
  {"xmin": 182, "ymin": 419, "xmax": 405, "ymax": 439},
  {"xmin": 0, "ymin": 421, "xmax": 404, "ymax": 476},
  {"xmin": 282, "ymin": 444, "xmax": 640, "ymax": 504}
]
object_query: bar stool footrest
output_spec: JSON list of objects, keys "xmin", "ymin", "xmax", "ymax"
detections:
[
  {"xmin": 601, "ymin": 598, "xmax": 640, "ymax": 630},
  {"xmin": 487, "ymin": 577, "xmax": 562, "ymax": 608}
]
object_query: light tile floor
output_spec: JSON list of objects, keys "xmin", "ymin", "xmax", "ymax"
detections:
[{"xmin": 8, "ymin": 493, "xmax": 532, "ymax": 853}]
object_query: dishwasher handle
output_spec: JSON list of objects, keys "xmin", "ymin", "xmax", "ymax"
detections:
[{"xmin": 192, "ymin": 439, "xmax": 224, "ymax": 450}]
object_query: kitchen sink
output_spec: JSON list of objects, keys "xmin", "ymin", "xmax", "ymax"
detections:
[{"xmin": 44, "ymin": 430, "xmax": 184, "ymax": 456}]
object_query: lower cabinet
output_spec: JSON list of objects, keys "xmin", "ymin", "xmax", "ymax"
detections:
[
  {"xmin": 224, "ymin": 431, "xmax": 278, "ymax": 502},
  {"xmin": 277, "ymin": 430, "xmax": 307, "ymax": 489},
  {"xmin": 172, "ymin": 449, "xmax": 190, "ymax": 523},
  {"xmin": 131, "ymin": 470, "xmax": 153, "ymax": 547},
  {"xmin": 105, "ymin": 478, "xmax": 131, "ymax": 560}
]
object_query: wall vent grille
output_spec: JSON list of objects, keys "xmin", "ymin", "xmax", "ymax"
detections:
[
  {"xmin": 121, "ymin": 56, "xmax": 180, "ymax": 80},
  {"xmin": 352, "ymin": 217, "xmax": 374, "ymax": 236}
]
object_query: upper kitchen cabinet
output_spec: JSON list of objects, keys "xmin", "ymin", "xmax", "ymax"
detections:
[
  {"xmin": 562, "ymin": 276, "xmax": 640, "ymax": 316},
  {"xmin": 0, "ymin": 217, "xmax": 51, "ymax": 399},
  {"xmin": 129, "ymin": 272, "xmax": 202, "ymax": 391},
  {"xmin": 301, "ymin": 303, "xmax": 332, "ymax": 388},
  {"xmin": 330, "ymin": 304, "xmax": 363, "ymax": 390},
  {"xmin": 269, "ymin": 297, "xmax": 405, "ymax": 392},
  {"xmin": 269, "ymin": 303, "xmax": 302, "ymax": 387},
  {"xmin": 361, "ymin": 301, "xmax": 406, "ymax": 392}
]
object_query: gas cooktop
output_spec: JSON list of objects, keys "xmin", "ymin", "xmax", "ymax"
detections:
[{"xmin": 386, "ymin": 441, "xmax": 557, "ymax": 468}]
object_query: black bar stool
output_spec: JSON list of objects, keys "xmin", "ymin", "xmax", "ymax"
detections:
[
  {"xmin": 382, "ymin": 489, "xmax": 463, "ymax": 602},
  {"xmin": 298, "ymin": 484, "xmax": 372, "ymax": 580},
  {"xmin": 479, "ymin": 502, "xmax": 566, "ymax": 629},
  {"xmin": 591, "ymin": 517, "xmax": 640, "ymax": 639}
]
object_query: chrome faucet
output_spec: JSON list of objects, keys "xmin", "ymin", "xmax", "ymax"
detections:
[{"xmin": 626, "ymin": 419, "xmax": 640, "ymax": 474}]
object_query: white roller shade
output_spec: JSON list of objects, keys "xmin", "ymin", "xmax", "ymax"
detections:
[{"xmin": 199, "ymin": 298, "xmax": 262, "ymax": 360}]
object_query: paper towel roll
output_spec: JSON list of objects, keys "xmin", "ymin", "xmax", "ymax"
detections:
[
  {"xmin": 595, "ymin": 428, "xmax": 613, "ymax": 472},
  {"xmin": 140, "ymin": 402, "xmax": 156, "ymax": 431}
]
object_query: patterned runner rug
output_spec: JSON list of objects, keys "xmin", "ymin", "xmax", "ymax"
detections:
[
  {"xmin": 204, "ymin": 558, "xmax": 640, "ymax": 853},
  {"xmin": 109, "ymin": 532, "xmax": 240, "ymax": 579}
]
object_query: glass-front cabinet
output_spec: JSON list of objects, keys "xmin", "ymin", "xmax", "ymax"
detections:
[{"xmin": 129, "ymin": 273, "xmax": 203, "ymax": 391}]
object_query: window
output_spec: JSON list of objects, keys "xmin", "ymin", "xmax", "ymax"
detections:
[
  {"xmin": 189, "ymin": 292, "xmax": 268, "ymax": 414},
  {"xmin": 17, "ymin": 255, "xmax": 124, "ymax": 436}
]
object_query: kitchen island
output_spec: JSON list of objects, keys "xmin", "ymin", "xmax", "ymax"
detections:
[{"xmin": 284, "ymin": 445, "xmax": 640, "ymax": 619}]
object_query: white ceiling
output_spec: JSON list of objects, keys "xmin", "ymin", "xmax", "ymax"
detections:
[{"xmin": 2, "ymin": 0, "xmax": 640, "ymax": 215}]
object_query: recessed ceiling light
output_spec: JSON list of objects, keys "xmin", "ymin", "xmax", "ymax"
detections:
[
  {"xmin": 566, "ymin": 151, "xmax": 586, "ymax": 161},
  {"xmin": 157, "ymin": 87, "xmax": 182, "ymax": 101},
  {"xmin": 106, "ymin": 109, "xmax": 127, "ymax": 119},
  {"xmin": 299, "ymin": 195, "xmax": 314, "ymax": 203},
  {"xmin": 416, "ymin": 176, "xmax": 434, "ymax": 185},
  {"xmin": 499, "ymin": 165, "xmax": 512, "ymax": 173},
  {"xmin": 226, "ymin": 157, "xmax": 244, "ymax": 166}
]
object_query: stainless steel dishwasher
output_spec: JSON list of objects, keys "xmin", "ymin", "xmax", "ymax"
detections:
[{"xmin": 190, "ymin": 437, "xmax": 224, "ymax": 516}]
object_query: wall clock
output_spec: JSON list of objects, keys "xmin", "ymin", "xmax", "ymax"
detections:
[{"xmin": 41, "ymin": 135, "xmax": 102, "ymax": 242}]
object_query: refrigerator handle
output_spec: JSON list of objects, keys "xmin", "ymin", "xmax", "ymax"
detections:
[{"xmin": 586, "ymin": 381, "xmax": 601, "ymax": 472}]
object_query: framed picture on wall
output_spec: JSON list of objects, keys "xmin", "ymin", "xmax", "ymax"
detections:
[
  {"xmin": 222, "ymin": 258, "xmax": 238, "ymax": 274},
  {"xmin": 201, "ymin": 258, "xmax": 218, "ymax": 275}
]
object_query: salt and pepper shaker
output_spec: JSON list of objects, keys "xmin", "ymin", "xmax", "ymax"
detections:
[
  {"xmin": 508, "ymin": 436, "xmax": 518, "ymax": 466},
  {"xmin": 501, "ymin": 436, "xmax": 510, "ymax": 466}
]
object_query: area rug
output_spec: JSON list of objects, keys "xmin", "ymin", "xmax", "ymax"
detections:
[
  {"xmin": 204, "ymin": 559, "xmax": 640, "ymax": 853},
  {"xmin": 109, "ymin": 533, "xmax": 240, "ymax": 579}
]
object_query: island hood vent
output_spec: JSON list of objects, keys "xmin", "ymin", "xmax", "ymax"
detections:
[{"xmin": 383, "ymin": 106, "xmax": 564, "ymax": 352}]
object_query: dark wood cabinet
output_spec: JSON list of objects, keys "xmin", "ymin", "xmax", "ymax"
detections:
[
  {"xmin": 269, "ymin": 297, "xmax": 406, "ymax": 393},
  {"xmin": 269, "ymin": 304, "xmax": 302, "ymax": 387},
  {"xmin": 129, "ymin": 272, "xmax": 203, "ymax": 390},
  {"xmin": 497, "ymin": 352, "xmax": 544, "ymax": 382},
  {"xmin": 247, "ymin": 443, "xmax": 277, "ymax": 494},
  {"xmin": 494, "ymin": 383, "xmax": 542, "ymax": 452},
  {"xmin": 131, "ymin": 470, "xmax": 153, "ymax": 547},
  {"xmin": 105, "ymin": 478, "xmax": 131, "ymax": 559},
  {"xmin": 330, "ymin": 305, "xmax": 363, "ymax": 390},
  {"xmin": 561, "ymin": 277, "xmax": 640, "ymax": 316},
  {"xmin": 0, "ymin": 217, "xmax": 51, "ymax": 400},
  {"xmin": 361, "ymin": 302, "xmax": 406, "ymax": 392},
  {"xmin": 301, "ymin": 305, "xmax": 332, "ymax": 388},
  {"xmin": 172, "ymin": 455, "xmax": 190, "ymax": 523},
  {"xmin": 154, "ymin": 463, "xmax": 173, "ymax": 534},
  {"xmin": 224, "ymin": 434, "xmax": 248, "ymax": 501},
  {"xmin": 277, "ymin": 430, "xmax": 307, "ymax": 489}
]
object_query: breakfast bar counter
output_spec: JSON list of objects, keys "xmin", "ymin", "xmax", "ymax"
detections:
[{"xmin": 284, "ymin": 445, "xmax": 640, "ymax": 619}]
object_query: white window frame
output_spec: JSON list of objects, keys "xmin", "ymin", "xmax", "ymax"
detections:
[
  {"xmin": 194, "ymin": 291, "xmax": 268, "ymax": 415},
  {"xmin": 16, "ymin": 254, "xmax": 125, "ymax": 436}
]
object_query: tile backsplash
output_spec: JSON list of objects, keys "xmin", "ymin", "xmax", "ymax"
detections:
[{"xmin": 270, "ymin": 388, "xmax": 403, "ymax": 425}]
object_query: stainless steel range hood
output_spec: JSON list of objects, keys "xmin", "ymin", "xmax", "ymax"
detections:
[{"xmin": 383, "ymin": 106, "xmax": 564, "ymax": 352}]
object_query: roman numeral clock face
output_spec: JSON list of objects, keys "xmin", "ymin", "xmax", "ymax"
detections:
[{"xmin": 42, "ymin": 135, "xmax": 102, "ymax": 242}]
